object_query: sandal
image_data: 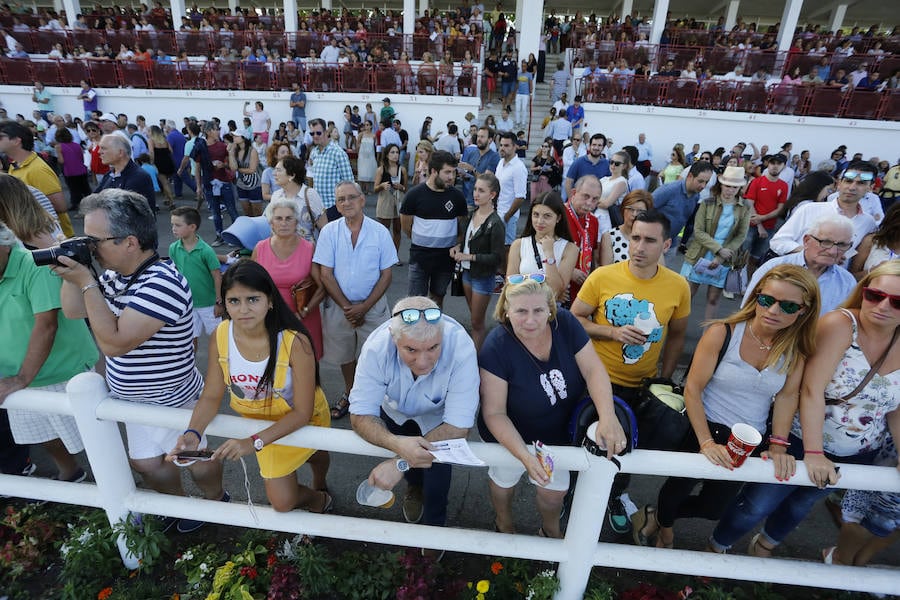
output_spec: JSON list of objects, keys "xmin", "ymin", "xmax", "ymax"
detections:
[
  {"xmin": 822, "ymin": 546, "xmax": 836, "ymax": 564},
  {"xmin": 330, "ymin": 393, "xmax": 350, "ymax": 420},
  {"xmin": 748, "ymin": 533, "xmax": 775, "ymax": 558},
  {"xmin": 313, "ymin": 490, "xmax": 334, "ymax": 514},
  {"xmin": 631, "ymin": 505, "xmax": 658, "ymax": 547}
]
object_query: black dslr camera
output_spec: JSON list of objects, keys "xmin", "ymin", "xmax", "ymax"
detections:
[{"xmin": 31, "ymin": 237, "xmax": 94, "ymax": 267}]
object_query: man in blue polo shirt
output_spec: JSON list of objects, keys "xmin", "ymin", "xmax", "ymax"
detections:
[
  {"xmin": 458, "ymin": 126, "xmax": 500, "ymax": 207},
  {"xmin": 95, "ymin": 133, "xmax": 157, "ymax": 213},
  {"xmin": 651, "ymin": 160, "xmax": 713, "ymax": 259},
  {"xmin": 565, "ymin": 133, "xmax": 610, "ymax": 198}
]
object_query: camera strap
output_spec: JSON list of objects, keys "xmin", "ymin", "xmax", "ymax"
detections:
[{"xmin": 111, "ymin": 252, "xmax": 161, "ymax": 298}]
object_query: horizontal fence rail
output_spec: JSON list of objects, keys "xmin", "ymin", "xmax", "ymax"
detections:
[{"xmin": 1, "ymin": 372, "xmax": 899, "ymax": 599}]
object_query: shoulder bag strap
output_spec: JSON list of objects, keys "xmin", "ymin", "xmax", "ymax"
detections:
[
  {"xmin": 530, "ymin": 235, "xmax": 542, "ymax": 269},
  {"xmin": 303, "ymin": 186, "xmax": 318, "ymax": 232},
  {"xmin": 841, "ymin": 326, "xmax": 899, "ymax": 401}
]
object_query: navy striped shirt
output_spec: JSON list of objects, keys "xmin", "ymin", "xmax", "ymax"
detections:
[{"xmin": 99, "ymin": 260, "xmax": 202, "ymax": 406}]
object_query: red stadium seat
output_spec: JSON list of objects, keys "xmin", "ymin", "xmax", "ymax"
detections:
[{"xmin": 87, "ymin": 61, "xmax": 121, "ymax": 87}]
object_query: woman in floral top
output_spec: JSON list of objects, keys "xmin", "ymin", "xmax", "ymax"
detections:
[{"xmin": 709, "ymin": 260, "xmax": 899, "ymax": 556}]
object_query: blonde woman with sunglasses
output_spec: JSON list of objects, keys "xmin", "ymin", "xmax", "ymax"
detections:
[{"xmin": 479, "ymin": 277, "xmax": 625, "ymax": 538}]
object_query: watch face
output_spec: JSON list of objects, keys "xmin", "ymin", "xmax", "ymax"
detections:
[
  {"xmin": 396, "ymin": 459, "xmax": 409, "ymax": 472},
  {"xmin": 253, "ymin": 436, "xmax": 264, "ymax": 450}
]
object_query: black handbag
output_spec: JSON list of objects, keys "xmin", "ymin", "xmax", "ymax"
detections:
[
  {"xmin": 569, "ymin": 395, "xmax": 639, "ymax": 457},
  {"xmin": 635, "ymin": 324, "xmax": 733, "ymax": 451},
  {"xmin": 450, "ymin": 263, "xmax": 465, "ymax": 296}
]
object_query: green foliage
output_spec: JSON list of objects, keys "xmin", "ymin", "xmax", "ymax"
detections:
[
  {"xmin": 0, "ymin": 504, "xmax": 63, "ymax": 584},
  {"xmin": 280, "ymin": 535, "xmax": 335, "ymax": 597},
  {"xmin": 57, "ymin": 511, "xmax": 126, "ymax": 600},
  {"xmin": 732, "ymin": 583, "xmax": 785, "ymax": 600},
  {"xmin": 692, "ymin": 584, "xmax": 737, "ymax": 600},
  {"xmin": 113, "ymin": 512, "xmax": 171, "ymax": 570},
  {"xmin": 584, "ymin": 580, "xmax": 617, "ymax": 600},
  {"xmin": 525, "ymin": 568, "xmax": 560, "ymax": 600},
  {"xmin": 174, "ymin": 542, "xmax": 228, "ymax": 596},
  {"xmin": 330, "ymin": 549, "xmax": 403, "ymax": 600}
]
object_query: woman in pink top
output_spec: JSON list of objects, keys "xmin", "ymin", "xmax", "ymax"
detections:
[
  {"xmin": 252, "ymin": 198, "xmax": 324, "ymax": 359},
  {"xmin": 54, "ymin": 127, "xmax": 91, "ymax": 211}
]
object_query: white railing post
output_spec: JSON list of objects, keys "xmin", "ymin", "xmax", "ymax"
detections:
[
  {"xmin": 555, "ymin": 455, "xmax": 619, "ymax": 600},
  {"xmin": 67, "ymin": 372, "xmax": 140, "ymax": 569}
]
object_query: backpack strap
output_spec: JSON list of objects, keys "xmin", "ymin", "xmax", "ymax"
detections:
[{"xmin": 215, "ymin": 320, "xmax": 230, "ymax": 385}]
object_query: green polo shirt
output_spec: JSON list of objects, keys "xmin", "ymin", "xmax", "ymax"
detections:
[
  {"xmin": 168, "ymin": 237, "xmax": 220, "ymax": 308},
  {"xmin": 0, "ymin": 246, "xmax": 98, "ymax": 386}
]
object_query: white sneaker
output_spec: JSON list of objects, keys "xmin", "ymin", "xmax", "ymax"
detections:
[{"xmin": 722, "ymin": 291, "xmax": 735, "ymax": 299}]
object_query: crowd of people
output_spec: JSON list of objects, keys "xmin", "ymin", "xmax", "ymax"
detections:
[{"xmin": 1, "ymin": 9, "xmax": 899, "ymax": 573}]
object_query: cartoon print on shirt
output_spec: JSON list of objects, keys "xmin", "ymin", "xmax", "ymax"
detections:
[{"xmin": 604, "ymin": 293, "xmax": 663, "ymax": 364}]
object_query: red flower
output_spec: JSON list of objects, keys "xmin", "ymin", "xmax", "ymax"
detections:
[
  {"xmin": 267, "ymin": 553, "xmax": 277, "ymax": 567},
  {"xmin": 97, "ymin": 588, "xmax": 113, "ymax": 600},
  {"xmin": 491, "ymin": 561, "xmax": 503, "ymax": 575}
]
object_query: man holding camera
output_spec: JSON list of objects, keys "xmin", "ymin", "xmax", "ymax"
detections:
[{"xmin": 54, "ymin": 189, "xmax": 227, "ymax": 533}]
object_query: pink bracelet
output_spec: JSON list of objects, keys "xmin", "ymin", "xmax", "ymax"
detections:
[{"xmin": 804, "ymin": 450, "xmax": 825, "ymax": 455}]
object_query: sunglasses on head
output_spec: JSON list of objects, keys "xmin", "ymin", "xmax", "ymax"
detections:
[
  {"xmin": 393, "ymin": 307, "xmax": 442, "ymax": 324},
  {"xmin": 507, "ymin": 273, "xmax": 546, "ymax": 285},
  {"xmin": 862, "ymin": 287, "xmax": 900, "ymax": 310},
  {"xmin": 756, "ymin": 293, "xmax": 804, "ymax": 314},
  {"xmin": 841, "ymin": 170, "xmax": 875, "ymax": 183}
]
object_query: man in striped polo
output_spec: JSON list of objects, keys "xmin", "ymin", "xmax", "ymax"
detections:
[{"xmin": 55, "ymin": 189, "xmax": 228, "ymax": 534}]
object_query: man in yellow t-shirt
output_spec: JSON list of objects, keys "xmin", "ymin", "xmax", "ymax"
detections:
[{"xmin": 571, "ymin": 209, "xmax": 691, "ymax": 534}]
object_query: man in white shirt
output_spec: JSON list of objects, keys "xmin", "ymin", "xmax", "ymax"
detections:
[
  {"xmin": 319, "ymin": 37, "xmax": 341, "ymax": 64},
  {"xmin": 635, "ymin": 132, "xmax": 653, "ymax": 178},
  {"xmin": 561, "ymin": 136, "xmax": 587, "ymax": 199},
  {"xmin": 434, "ymin": 123, "xmax": 462, "ymax": 159},
  {"xmin": 494, "ymin": 131, "xmax": 528, "ymax": 247},
  {"xmin": 495, "ymin": 108, "xmax": 514, "ymax": 134},
  {"xmin": 769, "ymin": 160, "xmax": 878, "ymax": 262}
]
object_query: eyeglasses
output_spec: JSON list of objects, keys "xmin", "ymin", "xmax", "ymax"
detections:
[
  {"xmin": 840, "ymin": 170, "xmax": 874, "ymax": 183},
  {"xmin": 393, "ymin": 307, "xmax": 443, "ymax": 324},
  {"xmin": 808, "ymin": 235, "xmax": 852, "ymax": 251},
  {"xmin": 610, "ymin": 160, "xmax": 624, "ymax": 166},
  {"xmin": 862, "ymin": 287, "xmax": 900, "ymax": 310},
  {"xmin": 87, "ymin": 235, "xmax": 123, "ymax": 247},
  {"xmin": 756, "ymin": 293, "xmax": 804, "ymax": 315},
  {"xmin": 310, "ymin": 130, "xmax": 324, "ymax": 136},
  {"xmin": 507, "ymin": 273, "xmax": 546, "ymax": 285}
]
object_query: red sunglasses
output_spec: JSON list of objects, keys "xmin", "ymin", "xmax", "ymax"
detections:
[{"xmin": 862, "ymin": 287, "xmax": 900, "ymax": 310}]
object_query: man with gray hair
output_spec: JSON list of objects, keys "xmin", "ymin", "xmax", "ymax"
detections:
[
  {"xmin": 0, "ymin": 221, "xmax": 97, "ymax": 483},
  {"xmin": 54, "ymin": 189, "xmax": 228, "ymax": 534},
  {"xmin": 313, "ymin": 181, "xmax": 397, "ymax": 419},
  {"xmin": 94, "ymin": 133, "xmax": 157, "ymax": 213},
  {"xmin": 349, "ymin": 296, "xmax": 478, "ymax": 540},
  {"xmin": 743, "ymin": 213, "xmax": 857, "ymax": 314}
]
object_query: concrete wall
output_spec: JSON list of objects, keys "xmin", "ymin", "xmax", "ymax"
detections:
[
  {"xmin": 0, "ymin": 85, "xmax": 480, "ymax": 146},
  {"xmin": 579, "ymin": 102, "xmax": 899, "ymax": 171}
]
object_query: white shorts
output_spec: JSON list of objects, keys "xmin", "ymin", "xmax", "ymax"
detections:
[
  {"xmin": 124, "ymin": 398, "xmax": 209, "ymax": 460},
  {"xmin": 488, "ymin": 463, "xmax": 570, "ymax": 492},
  {"xmin": 321, "ymin": 296, "xmax": 390, "ymax": 365},
  {"xmin": 8, "ymin": 381, "xmax": 84, "ymax": 453},
  {"xmin": 192, "ymin": 306, "xmax": 221, "ymax": 338}
]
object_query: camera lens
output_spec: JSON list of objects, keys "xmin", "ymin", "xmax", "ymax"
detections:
[{"xmin": 30, "ymin": 246, "xmax": 60, "ymax": 267}]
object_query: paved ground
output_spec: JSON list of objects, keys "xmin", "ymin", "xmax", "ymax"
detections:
[{"xmin": 25, "ymin": 186, "xmax": 899, "ymax": 579}]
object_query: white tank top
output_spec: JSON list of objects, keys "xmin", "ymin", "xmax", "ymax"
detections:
[
  {"xmin": 518, "ymin": 236, "xmax": 570, "ymax": 274},
  {"xmin": 226, "ymin": 321, "xmax": 294, "ymax": 404}
]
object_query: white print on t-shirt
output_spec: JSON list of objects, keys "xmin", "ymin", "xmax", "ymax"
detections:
[
  {"xmin": 539, "ymin": 369, "xmax": 568, "ymax": 405},
  {"xmin": 604, "ymin": 293, "xmax": 663, "ymax": 365}
]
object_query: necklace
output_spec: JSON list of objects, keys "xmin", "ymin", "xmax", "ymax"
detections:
[{"xmin": 747, "ymin": 322, "xmax": 773, "ymax": 351}]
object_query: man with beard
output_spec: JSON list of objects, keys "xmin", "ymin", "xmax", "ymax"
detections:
[
  {"xmin": 459, "ymin": 126, "xmax": 500, "ymax": 208},
  {"xmin": 565, "ymin": 133, "xmax": 610, "ymax": 199},
  {"xmin": 493, "ymin": 132, "xmax": 528, "ymax": 248},
  {"xmin": 400, "ymin": 151, "xmax": 468, "ymax": 308}
]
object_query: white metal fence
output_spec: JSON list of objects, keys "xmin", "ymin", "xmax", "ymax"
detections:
[{"xmin": 2, "ymin": 372, "xmax": 899, "ymax": 599}]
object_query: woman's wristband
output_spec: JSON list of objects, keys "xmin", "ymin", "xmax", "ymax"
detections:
[
  {"xmin": 184, "ymin": 428, "xmax": 202, "ymax": 442},
  {"xmin": 804, "ymin": 449, "xmax": 824, "ymax": 455},
  {"xmin": 699, "ymin": 438, "xmax": 715, "ymax": 449},
  {"xmin": 81, "ymin": 282, "xmax": 99, "ymax": 294}
]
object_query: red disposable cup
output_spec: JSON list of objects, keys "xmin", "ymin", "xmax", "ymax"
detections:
[{"xmin": 726, "ymin": 423, "xmax": 762, "ymax": 467}]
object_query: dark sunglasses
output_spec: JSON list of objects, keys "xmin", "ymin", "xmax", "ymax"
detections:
[
  {"xmin": 862, "ymin": 287, "xmax": 900, "ymax": 310},
  {"xmin": 393, "ymin": 307, "xmax": 442, "ymax": 324},
  {"xmin": 756, "ymin": 293, "xmax": 804, "ymax": 315},
  {"xmin": 841, "ymin": 170, "xmax": 875, "ymax": 183},
  {"xmin": 609, "ymin": 160, "xmax": 624, "ymax": 166},
  {"xmin": 310, "ymin": 130, "xmax": 324, "ymax": 136}
]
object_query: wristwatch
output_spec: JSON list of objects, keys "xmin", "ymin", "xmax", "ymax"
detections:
[
  {"xmin": 543, "ymin": 257, "xmax": 557, "ymax": 265},
  {"xmin": 395, "ymin": 458, "xmax": 410, "ymax": 472},
  {"xmin": 251, "ymin": 434, "xmax": 264, "ymax": 452}
]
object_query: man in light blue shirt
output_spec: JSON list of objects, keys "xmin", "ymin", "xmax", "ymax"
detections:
[
  {"xmin": 652, "ymin": 161, "xmax": 713, "ymax": 257},
  {"xmin": 459, "ymin": 126, "xmax": 500, "ymax": 207},
  {"xmin": 743, "ymin": 214, "xmax": 857, "ymax": 315},
  {"xmin": 313, "ymin": 181, "xmax": 397, "ymax": 419},
  {"xmin": 349, "ymin": 296, "xmax": 479, "ymax": 531}
]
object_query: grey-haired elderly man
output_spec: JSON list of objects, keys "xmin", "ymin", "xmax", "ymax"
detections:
[
  {"xmin": 743, "ymin": 213, "xmax": 857, "ymax": 315},
  {"xmin": 349, "ymin": 296, "xmax": 478, "ymax": 536}
]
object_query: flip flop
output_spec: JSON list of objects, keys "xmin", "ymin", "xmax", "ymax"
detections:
[
  {"xmin": 330, "ymin": 393, "xmax": 350, "ymax": 419},
  {"xmin": 631, "ymin": 505, "xmax": 657, "ymax": 547},
  {"xmin": 313, "ymin": 490, "xmax": 334, "ymax": 514},
  {"xmin": 822, "ymin": 546, "xmax": 836, "ymax": 564}
]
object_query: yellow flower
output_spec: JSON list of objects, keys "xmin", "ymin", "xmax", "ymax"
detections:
[
  {"xmin": 476, "ymin": 580, "xmax": 490, "ymax": 593},
  {"xmin": 476, "ymin": 595, "xmax": 485, "ymax": 600}
]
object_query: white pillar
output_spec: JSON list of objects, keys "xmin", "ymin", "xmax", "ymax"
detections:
[
  {"xmin": 775, "ymin": 0, "xmax": 803, "ymax": 54},
  {"xmin": 516, "ymin": 0, "xmax": 543, "ymax": 63},
  {"xmin": 828, "ymin": 3, "xmax": 848, "ymax": 34},
  {"xmin": 228, "ymin": 0, "xmax": 238, "ymax": 14},
  {"xmin": 321, "ymin": 0, "xmax": 332, "ymax": 10},
  {"xmin": 418, "ymin": 0, "xmax": 428, "ymax": 17},
  {"xmin": 283, "ymin": 0, "xmax": 297, "ymax": 32},
  {"xmin": 403, "ymin": 0, "xmax": 415, "ymax": 36},
  {"xmin": 620, "ymin": 0, "xmax": 634, "ymax": 23},
  {"xmin": 648, "ymin": 0, "xmax": 670, "ymax": 47},
  {"xmin": 60, "ymin": 0, "xmax": 78, "ymax": 27},
  {"xmin": 169, "ymin": 0, "xmax": 185, "ymax": 28},
  {"xmin": 724, "ymin": 0, "xmax": 740, "ymax": 31}
]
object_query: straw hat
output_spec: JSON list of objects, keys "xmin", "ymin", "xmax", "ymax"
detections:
[{"xmin": 718, "ymin": 165, "xmax": 747, "ymax": 188}]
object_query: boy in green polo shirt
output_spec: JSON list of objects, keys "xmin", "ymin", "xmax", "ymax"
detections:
[{"xmin": 169, "ymin": 207, "xmax": 223, "ymax": 349}]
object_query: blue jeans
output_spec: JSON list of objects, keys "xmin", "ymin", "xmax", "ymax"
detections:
[
  {"xmin": 172, "ymin": 170, "xmax": 196, "ymax": 197},
  {"xmin": 204, "ymin": 181, "xmax": 239, "ymax": 235},
  {"xmin": 381, "ymin": 409, "xmax": 452, "ymax": 527},
  {"xmin": 711, "ymin": 441, "xmax": 878, "ymax": 550}
]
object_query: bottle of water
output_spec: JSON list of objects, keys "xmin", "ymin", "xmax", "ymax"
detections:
[{"xmin": 356, "ymin": 480, "xmax": 395, "ymax": 508}]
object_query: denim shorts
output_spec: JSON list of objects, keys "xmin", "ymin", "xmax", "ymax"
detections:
[{"xmin": 462, "ymin": 270, "xmax": 495, "ymax": 296}]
